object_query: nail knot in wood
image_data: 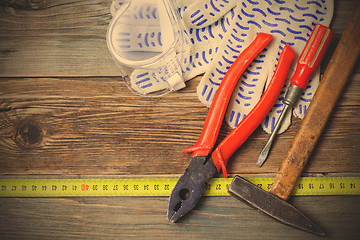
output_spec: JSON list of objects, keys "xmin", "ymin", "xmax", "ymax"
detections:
[{"xmin": 15, "ymin": 121, "xmax": 43, "ymax": 148}]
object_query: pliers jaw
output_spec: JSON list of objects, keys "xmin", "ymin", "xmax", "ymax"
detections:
[{"xmin": 167, "ymin": 156, "xmax": 217, "ymax": 222}]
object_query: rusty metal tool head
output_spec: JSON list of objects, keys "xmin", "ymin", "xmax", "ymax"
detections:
[
  {"xmin": 228, "ymin": 1, "xmax": 360, "ymax": 236},
  {"xmin": 167, "ymin": 156, "xmax": 217, "ymax": 222},
  {"xmin": 228, "ymin": 176, "xmax": 325, "ymax": 236}
]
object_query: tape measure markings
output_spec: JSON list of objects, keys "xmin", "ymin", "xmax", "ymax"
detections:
[{"xmin": 0, "ymin": 177, "xmax": 359, "ymax": 197}]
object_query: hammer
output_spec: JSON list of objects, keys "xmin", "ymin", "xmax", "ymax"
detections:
[{"xmin": 228, "ymin": 1, "xmax": 360, "ymax": 236}]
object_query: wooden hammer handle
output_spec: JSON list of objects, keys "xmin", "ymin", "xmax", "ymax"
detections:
[{"xmin": 269, "ymin": 1, "xmax": 360, "ymax": 201}]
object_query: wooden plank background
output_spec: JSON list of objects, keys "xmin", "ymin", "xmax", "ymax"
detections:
[{"xmin": 0, "ymin": 0, "xmax": 359, "ymax": 239}]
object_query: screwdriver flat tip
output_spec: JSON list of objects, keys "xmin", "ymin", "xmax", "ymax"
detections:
[
  {"xmin": 256, "ymin": 147, "xmax": 270, "ymax": 167},
  {"xmin": 256, "ymin": 104, "xmax": 292, "ymax": 167}
]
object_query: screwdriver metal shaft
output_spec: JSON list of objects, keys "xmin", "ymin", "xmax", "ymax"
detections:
[
  {"xmin": 257, "ymin": 105, "xmax": 290, "ymax": 166},
  {"xmin": 256, "ymin": 24, "xmax": 333, "ymax": 167},
  {"xmin": 257, "ymin": 86, "xmax": 302, "ymax": 167}
]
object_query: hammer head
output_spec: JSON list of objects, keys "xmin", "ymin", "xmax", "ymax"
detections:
[{"xmin": 228, "ymin": 176, "xmax": 325, "ymax": 236}]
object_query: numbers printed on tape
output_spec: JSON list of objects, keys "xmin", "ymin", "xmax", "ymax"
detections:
[
  {"xmin": 0, "ymin": 179, "xmax": 174, "ymax": 197},
  {"xmin": 0, "ymin": 177, "xmax": 359, "ymax": 197}
]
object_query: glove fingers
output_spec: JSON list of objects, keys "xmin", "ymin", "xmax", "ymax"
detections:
[
  {"xmin": 182, "ymin": 0, "xmax": 237, "ymax": 28},
  {"xmin": 177, "ymin": 2, "xmax": 237, "ymax": 80},
  {"xmin": 196, "ymin": 33, "xmax": 243, "ymax": 107},
  {"xmin": 225, "ymin": 58, "xmax": 272, "ymax": 128},
  {"xmin": 196, "ymin": 2, "xmax": 272, "ymax": 124}
]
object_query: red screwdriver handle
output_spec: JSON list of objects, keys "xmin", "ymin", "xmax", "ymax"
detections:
[
  {"xmin": 183, "ymin": 33, "xmax": 273, "ymax": 157},
  {"xmin": 211, "ymin": 45, "xmax": 296, "ymax": 177},
  {"xmin": 291, "ymin": 24, "xmax": 333, "ymax": 89}
]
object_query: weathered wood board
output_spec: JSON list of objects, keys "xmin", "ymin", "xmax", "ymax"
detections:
[
  {"xmin": 0, "ymin": 75, "xmax": 359, "ymax": 175},
  {"xmin": 0, "ymin": 0, "xmax": 359, "ymax": 239}
]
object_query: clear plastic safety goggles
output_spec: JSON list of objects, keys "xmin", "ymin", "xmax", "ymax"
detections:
[{"xmin": 107, "ymin": 0, "xmax": 189, "ymax": 96}]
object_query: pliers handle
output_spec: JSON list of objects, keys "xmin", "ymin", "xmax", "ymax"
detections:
[
  {"xmin": 168, "ymin": 33, "xmax": 296, "ymax": 223},
  {"xmin": 184, "ymin": 33, "xmax": 296, "ymax": 177}
]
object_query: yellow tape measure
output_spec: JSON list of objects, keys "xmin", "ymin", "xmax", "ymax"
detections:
[{"xmin": 0, "ymin": 177, "xmax": 359, "ymax": 197}]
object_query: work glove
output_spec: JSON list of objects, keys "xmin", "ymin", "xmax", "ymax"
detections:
[
  {"xmin": 185, "ymin": 0, "xmax": 334, "ymax": 133},
  {"xmin": 108, "ymin": 0, "xmax": 235, "ymax": 96}
]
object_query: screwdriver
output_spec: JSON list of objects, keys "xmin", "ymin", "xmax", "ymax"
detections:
[{"xmin": 256, "ymin": 24, "xmax": 333, "ymax": 167}]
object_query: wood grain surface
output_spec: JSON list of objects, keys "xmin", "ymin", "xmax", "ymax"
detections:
[
  {"xmin": 0, "ymin": 0, "xmax": 359, "ymax": 239},
  {"xmin": 0, "ymin": 75, "xmax": 359, "ymax": 176},
  {"xmin": 1, "ymin": 196, "xmax": 359, "ymax": 240}
]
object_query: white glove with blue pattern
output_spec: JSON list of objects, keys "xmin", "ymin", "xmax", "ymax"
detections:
[{"xmin": 185, "ymin": 0, "xmax": 333, "ymax": 133}]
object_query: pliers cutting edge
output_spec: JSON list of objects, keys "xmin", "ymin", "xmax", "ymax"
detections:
[{"xmin": 167, "ymin": 33, "xmax": 296, "ymax": 222}]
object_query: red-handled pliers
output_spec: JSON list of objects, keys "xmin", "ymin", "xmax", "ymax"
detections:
[{"xmin": 167, "ymin": 33, "xmax": 296, "ymax": 222}]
